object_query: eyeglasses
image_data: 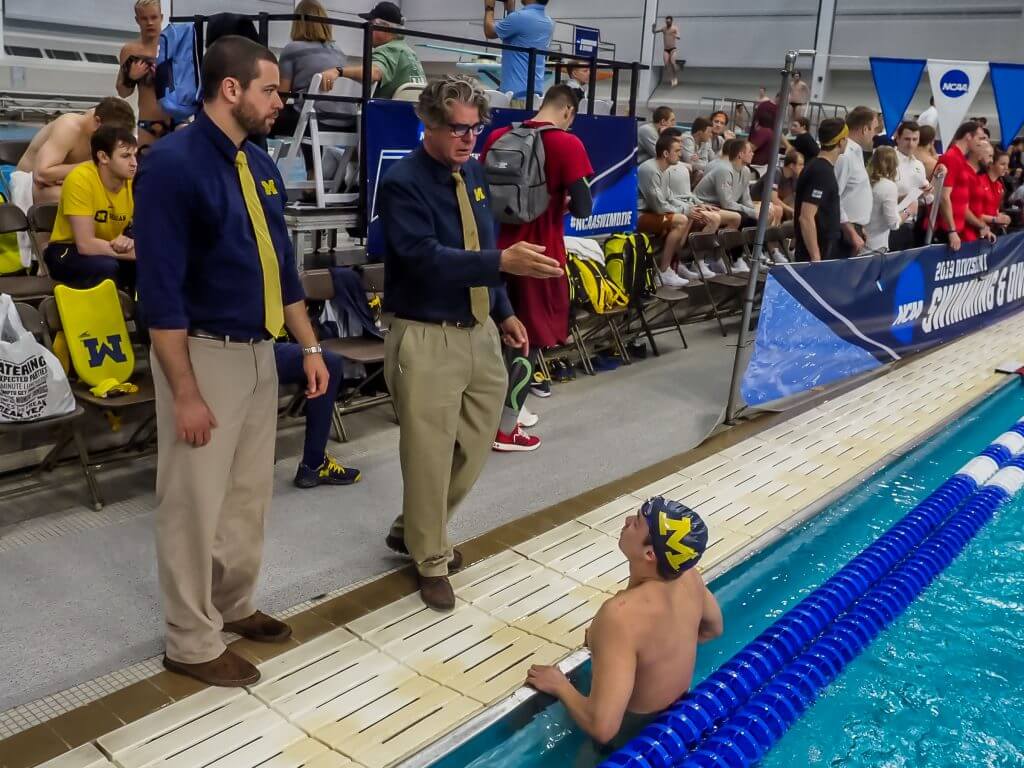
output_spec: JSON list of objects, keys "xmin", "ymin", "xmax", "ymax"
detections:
[{"xmin": 448, "ymin": 122, "xmax": 487, "ymax": 138}]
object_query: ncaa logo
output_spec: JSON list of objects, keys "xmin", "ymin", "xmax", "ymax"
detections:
[{"xmin": 939, "ymin": 69, "xmax": 970, "ymax": 98}]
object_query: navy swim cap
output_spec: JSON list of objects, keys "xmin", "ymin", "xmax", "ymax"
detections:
[{"xmin": 640, "ymin": 497, "xmax": 709, "ymax": 578}]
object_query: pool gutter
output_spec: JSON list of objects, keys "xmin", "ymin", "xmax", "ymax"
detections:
[{"xmin": 399, "ymin": 374, "xmax": 1014, "ymax": 768}]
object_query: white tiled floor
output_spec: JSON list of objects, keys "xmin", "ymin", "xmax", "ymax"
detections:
[{"xmin": 19, "ymin": 310, "xmax": 1024, "ymax": 767}]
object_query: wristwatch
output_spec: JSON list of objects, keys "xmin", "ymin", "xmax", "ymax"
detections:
[{"xmin": 302, "ymin": 344, "xmax": 323, "ymax": 356}]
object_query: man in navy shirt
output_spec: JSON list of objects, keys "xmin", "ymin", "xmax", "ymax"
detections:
[
  {"xmin": 484, "ymin": 0, "xmax": 553, "ymax": 106},
  {"xmin": 135, "ymin": 36, "xmax": 329, "ymax": 687},
  {"xmin": 379, "ymin": 75, "xmax": 560, "ymax": 610}
]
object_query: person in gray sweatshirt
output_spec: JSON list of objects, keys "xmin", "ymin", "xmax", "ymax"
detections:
[
  {"xmin": 694, "ymin": 138, "xmax": 758, "ymax": 225},
  {"xmin": 638, "ymin": 133, "xmax": 735, "ymax": 284},
  {"xmin": 638, "ymin": 106, "xmax": 677, "ymax": 164},
  {"xmin": 679, "ymin": 116, "xmax": 716, "ymax": 176}
]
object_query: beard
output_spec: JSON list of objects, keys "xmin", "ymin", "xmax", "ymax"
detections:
[{"xmin": 232, "ymin": 99, "xmax": 274, "ymax": 137}]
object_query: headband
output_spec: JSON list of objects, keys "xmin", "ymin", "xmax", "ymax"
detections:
[{"xmin": 821, "ymin": 123, "xmax": 849, "ymax": 150}]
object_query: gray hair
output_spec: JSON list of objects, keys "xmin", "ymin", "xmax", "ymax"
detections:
[{"xmin": 416, "ymin": 75, "xmax": 490, "ymax": 129}]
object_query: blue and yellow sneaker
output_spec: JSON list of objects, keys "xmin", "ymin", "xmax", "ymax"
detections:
[
  {"xmin": 528, "ymin": 369, "xmax": 552, "ymax": 398},
  {"xmin": 294, "ymin": 454, "xmax": 362, "ymax": 489}
]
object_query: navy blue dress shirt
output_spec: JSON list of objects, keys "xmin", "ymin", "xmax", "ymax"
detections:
[
  {"xmin": 378, "ymin": 146, "xmax": 512, "ymax": 325},
  {"xmin": 134, "ymin": 111, "xmax": 304, "ymax": 340}
]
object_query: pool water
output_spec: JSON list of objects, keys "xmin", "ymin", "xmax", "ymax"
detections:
[{"xmin": 433, "ymin": 381, "xmax": 1024, "ymax": 768}]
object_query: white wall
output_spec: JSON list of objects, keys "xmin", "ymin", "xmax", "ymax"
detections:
[{"xmin": 399, "ymin": 0, "xmax": 648, "ymax": 63}]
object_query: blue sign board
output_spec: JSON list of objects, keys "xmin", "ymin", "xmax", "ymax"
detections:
[
  {"xmin": 363, "ymin": 100, "xmax": 637, "ymax": 257},
  {"xmin": 573, "ymin": 25, "xmax": 600, "ymax": 59}
]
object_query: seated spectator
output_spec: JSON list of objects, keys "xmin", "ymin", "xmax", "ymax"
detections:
[
  {"xmin": 637, "ymin": 133, "xmax": 693, "ymax": 288},
  {"xmin": 273, "ymin": 0, "xmax": 358, "ymax": 139},
  {"xmin": 320, "ymin": 2, "xmax": 425, "ymax": 100},
  {"xmin": 43, "ymin": 125, "xmax": 137, "ymax": 290},
  {"xmin": 976, "ymin": 147, "xmax": 1012, "ymax": 235},
  {"xmin": 748, "ymin": 107, "xmax": 777, "ymax": 173},
  {"xmin": 275, "ymin": 343, "xmax": 361, "ymax": 488},
  {"xmin": 776, "ymin": 149, "xmax": 804, "ymax": 219},
  {"xmin": 788, "ymin": 115, "xmax": 819, "ymax": 160},
  {"xmin": 915, "ymin": 124, "xmax": 940, "ymax": 179},
  {"xmin": 638, "ymin": 106, "xmax": 676, "ymax": 164},
  {"xmin": 526, "ymin": 498, "xmax": 722, "ymax": 760},
  {"xmin": 484, "ymin": 0, "xmax": 553, "ymax": 107},
  {"xmin": 709, "ymin": 110, "xmax": 735, "ymax": 155},
  {"xmin": 695, "ymin": 139, "xmax": 781, "ymax": 228},
  {"xmin": 680, "ymin": 116, "xmax": 715, "ymax": 176},
  {"xmin": 564, "ymin": 63, "xmax": 591, "ymax": 102},
  {"xmin": 16, "ymin": 97, "xmax": 135, "ymax": 204},
  {"xmin": 865, "ymin": 146, "xmax": 913, "ymax": 253}
]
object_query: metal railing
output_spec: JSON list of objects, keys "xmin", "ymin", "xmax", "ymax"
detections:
[
  {"xmin": 0, "ymin": 90, "xmax": 109, "ymax": 121},
  {"xmin": 698, "ymin": 96, "xmax": 849, "ymax": 135},
  {"xmin": 171, "ymin": 11, "xmax": 647, "ymax": 234}
]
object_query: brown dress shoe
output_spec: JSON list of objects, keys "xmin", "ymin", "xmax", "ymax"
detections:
[
  {"xmin": 385, "ymin": 535, "xmax": 463, "ymax": 573},
  {"xmin": 222, "ymin": 611, "xmax": 292, "ymax": 643},
  {"xmin": 163, "ymin": 648, "xmax": 260, "ymax": 687},
  {"xmin": 418, "ymin": 574, "xmax": 455, "ymax": 611}
]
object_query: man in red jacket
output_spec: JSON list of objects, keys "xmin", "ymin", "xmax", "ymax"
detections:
[{"xmin": 480, "ymin": 84, "xmax": 594, "ymax": 451}]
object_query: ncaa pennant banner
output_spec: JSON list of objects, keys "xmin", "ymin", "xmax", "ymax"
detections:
[
  {"xmin": 926, "ymin": 59, "xmax": 989, "ymax": 145},
  {"xmin": 363, "ymin": 100, "xmax": 638, "ymax": 258},
  {"xmin": 740, "ymin": 233, "xmax": 1024, "ymax": 406},
  {"xmin": 989, "ymin": 62, "xmax": 1024, "ymax": 150},
  {"xmin": 869, "ymin": 57, "xmax": 926, "ymax": 138}
]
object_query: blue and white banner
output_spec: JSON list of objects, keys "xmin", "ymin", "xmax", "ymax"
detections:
[
  {"xmin": 869, "ymin": 57, "xmax": 925, "ymax": 138},
  {"xmin": 989, "ymin": 62, "xmax": 1024, "ymax": 150},
  {"xmin": 927, "ymin": 59, "xmax": 988, "ymax": 145},
  {"xmin": 364, "ymin": 100, "xmax": 638, "ymax": 257},
  {"xmin": 741, "ymin": 233, "xmax": 1024, "ymax": 406},
  {"xmin": 573, "ymin": 25, "xmax": 600, "ymax": 59}
]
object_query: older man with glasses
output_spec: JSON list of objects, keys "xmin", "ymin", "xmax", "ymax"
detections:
[{"xmin": 376, "ymin": 75, "xmax": 561, "ymax": 610}]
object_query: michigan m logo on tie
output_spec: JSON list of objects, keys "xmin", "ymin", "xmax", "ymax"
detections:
[
  {"xmin": 83, "ymin": 335, "xmax": 128, "ymax": 368},
  {"xmin": 261, "ymin": 179, "xmax": 279, "ymax": 196},
  {"xmin": 659, "ymin": 512, "xmax": 698, "ymax": 571}
]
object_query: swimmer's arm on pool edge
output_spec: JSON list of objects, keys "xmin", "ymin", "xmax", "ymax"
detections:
[
  {"xmin": 698, "ymin": 582, "xmax": 724, "ymax": 643},
  {"xmin": 527, "ymin": 600, "xmax": 635, "ymax": 745}
]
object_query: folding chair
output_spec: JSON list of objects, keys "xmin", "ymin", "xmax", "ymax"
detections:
[
  {"xmin": 484, "ymin": 89, "xmax": 513, "ymax": 108},
  {"xmin": 623, "ymin": 246, "xmax": 690, "ymax": 356},
  {"xmin": 686, "ymin": 231, "xmax": 744, "ymax": 334},
  {"xmin": 0, "ymin": 204, "xmax": 55, "ymax": 299},
  {"xmin": 39, "ymin": 292, "xmax": 157, "ymax": 459},
  {"xmin": 720, "ymin": 228, "xmax": 764, "ymax": 284},
  {"xmin": 0, "ymin": 303, "xmax": 103, "ymax": 509},
  {"xmin": 578, "ymin": 98, "xmax": 613, "ymax": 115},
  {"xmin": 276, "ymin": 73, "xmax": 360, "ymax": 209},
  {"xmin": 300, "ymin": 267, "xmax": 395, "ymax": 442},
  {"xmin": 27, "ymin": 202, "xmax": 57, "ymax": 275},
  {"xmin": 392, "ymin": 81, "xmax": 427, "ymax": 103}
]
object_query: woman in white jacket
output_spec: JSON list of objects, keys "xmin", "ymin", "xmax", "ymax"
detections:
[{"xmin": 864, "ymin": 146, "xmax": 916, "ymax": 253}]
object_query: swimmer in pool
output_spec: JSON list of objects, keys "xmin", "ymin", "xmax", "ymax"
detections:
[{"xmin": 526, "ymin": 497, "xmax": 723, "ymax": 761}]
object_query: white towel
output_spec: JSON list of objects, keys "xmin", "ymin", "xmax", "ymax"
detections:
[
  {"xmin": 8, "ymin": 171, "xmax": 34, "ymax": 269},
  {"xmin": 564, "ymin": 236, "xmax": 606, "ymax": 265}
]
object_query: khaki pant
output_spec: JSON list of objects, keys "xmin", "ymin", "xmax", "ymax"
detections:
[
  {"xmin": 384, "ymin": 318, "xmax": 507, "ymax": 577},
  {"xmin": 152, "ymin": 338, "xmax": 278, "ymax": 664}
]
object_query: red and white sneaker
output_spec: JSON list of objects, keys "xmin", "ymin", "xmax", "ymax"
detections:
[{"xmin": 492, "ymin": 426, "xmax": 541, "ymax": 452}]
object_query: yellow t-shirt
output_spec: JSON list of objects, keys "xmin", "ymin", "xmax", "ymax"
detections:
[{"xmin": 50, "ymin": 162, "xmax": 133, "ymax": 245}]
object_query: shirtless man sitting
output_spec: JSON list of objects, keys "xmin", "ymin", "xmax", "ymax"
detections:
[
  {"xmin": 16, "ymin": 98, "xmax": 136, "ymax": 204},
  {"xmin": 116, "ymin": 0, "xmax": 175, "ymax": 149},
  {"xmin": 527, "ymin": 497, "xmax": 723, "ymax": 762}
]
